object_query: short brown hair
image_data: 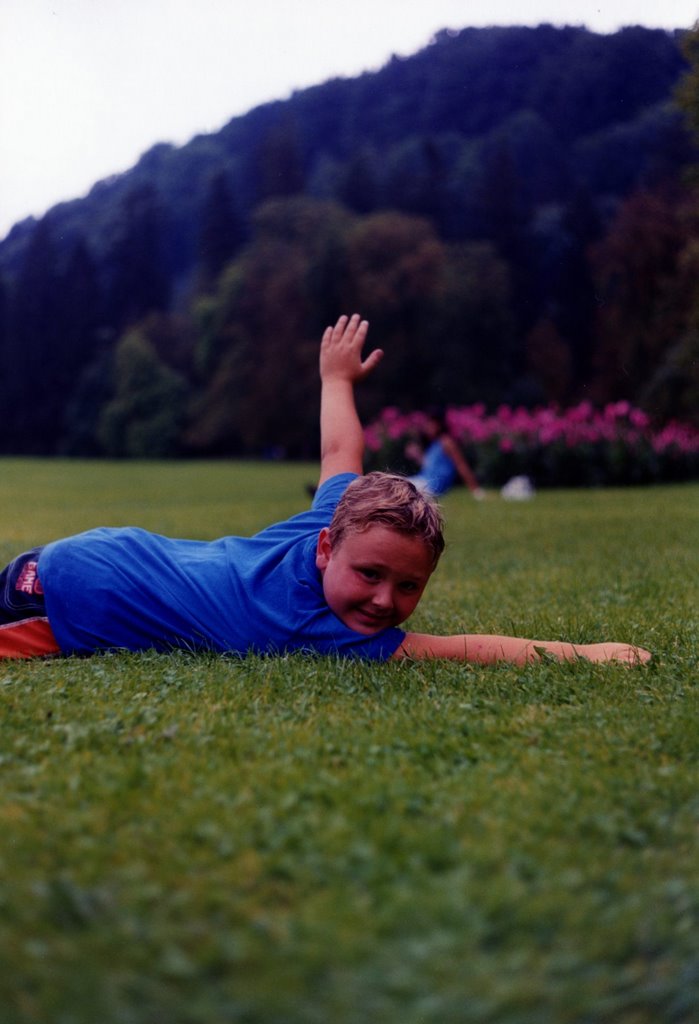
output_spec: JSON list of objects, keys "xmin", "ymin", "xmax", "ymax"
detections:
[{"xmin": 328, "ymin": 472, "xmax": 445, "ymax": 567}]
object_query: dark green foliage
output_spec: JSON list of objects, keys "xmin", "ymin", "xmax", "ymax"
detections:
[
  {"xmin": 99, "ymin": 327, "xmax": 188, "ymax": 457},
  {"xmin": 0, "ymin": 25, "xmax": 696, "ymax": 456},
  {"xmin": 105, "ymin": 183, "xmax": 171, "ymax": 330},
  {"xmin": 1, "ymin": 219, "xmax": 111, "ymax": 454},
  {"xmin": 677, "ymin": 23, "xmax": 699, "ymax": 150},
  {"xmin": 589, "ymin": 187, "xmax": 698, "ymax": 416},
  {"xmin": 196, "ymin": 169, "xmax": 247, "ymax": 290},
  {"xmin": 253, "ymin": 115, "xmax": 306, "ymax": 203}
]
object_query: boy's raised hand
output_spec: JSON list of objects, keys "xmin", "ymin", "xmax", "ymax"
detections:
[
  {"xmin": 317, "ymin": 314, "xmax": 384, "ymax": 484},
  {"xmin": 320, "ymin": 314, "xmax": 383, "ymax": 384}
]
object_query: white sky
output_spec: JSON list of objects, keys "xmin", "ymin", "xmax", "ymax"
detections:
[{"xmin": 1, "ymin": 0, "xmax": 697, "ymax": 240}]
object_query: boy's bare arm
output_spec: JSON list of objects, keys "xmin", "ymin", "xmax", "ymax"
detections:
[
  {"xmin": 393, "ymin": 632, "xmax": 651, "ymax": 665},
  {"xmin": 440, "ymin": 435, "xmax": 480, "ymax": 493},
  {"xmin": 318, "ymin": 314, "xmax": 383, "ymax": 486}
]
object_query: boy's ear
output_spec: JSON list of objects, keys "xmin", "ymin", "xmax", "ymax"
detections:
[{"xmin": 316, "ymin": 528, "xmax": 332, "ymax": 571}]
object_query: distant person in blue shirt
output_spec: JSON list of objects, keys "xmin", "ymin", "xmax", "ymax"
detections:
[
  {"xmin": 406, "ymin": 408, "xmax": 484, "ymax": 499},
  {"xmin": 0, "ymin": 315, "xmax": 649, "ymax": 666}
]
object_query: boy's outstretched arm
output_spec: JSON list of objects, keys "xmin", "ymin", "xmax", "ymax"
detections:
[
  {"xmin": 439, "ymin": 434, "xmax": 482, "ymax": 495},
  {"xmin": 318, "ymin": 314, "xmax": 383, "ymax": 486},
  {"xmin": 393, "ymin": 632, "xmax": 651, "ymax": 665}
]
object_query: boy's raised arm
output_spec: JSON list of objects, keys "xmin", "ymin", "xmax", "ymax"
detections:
[
  {"xmin": 317, "ymin": 314, "xmax": 383, "ymax": 486},
  {"xmin": 394, "ymin": 632, "xmax": 651, "ymax": 665}
]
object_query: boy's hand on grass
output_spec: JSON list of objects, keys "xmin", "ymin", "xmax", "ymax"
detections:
[
  {"xmin": 578, "ymin": 642, "xmax": 652, "ymax": 665},
  {"xmin": 320, "ymin": 314, "xmax": 383, "ymax": 384}
]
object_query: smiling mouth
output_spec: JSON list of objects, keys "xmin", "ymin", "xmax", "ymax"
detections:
[{"xmin": 356, "ymin": 609, "xmax": 392, "ymax": 626}]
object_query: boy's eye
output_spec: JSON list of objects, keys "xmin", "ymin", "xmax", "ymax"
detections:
[
  {"xmin": 358, "ymin": 568, "xmax": 380, "ymax": 580},
  {"xmin": 400, "ymin": 581, "xmax": 418, "ymax": 593}
]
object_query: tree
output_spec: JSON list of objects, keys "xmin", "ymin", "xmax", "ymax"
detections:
[
  {"xmin": 382, "ymin": 136, "xmax": 450, "ymax": 225},
  {"xmin": 343, "ymin": 211, "xmax": 451, "ymax": 411},
  {"xmin": 476, "ymin": 140, "xmax": 538, "ymax": 336},
  {"xmin": 429, "ymin": 241, "xmax": 516, "ymax": 407},
  {"xmin": 253, "ymin": 117, "xmax": 305, "ymax": 203},
  {"xmin": 251, "ymin": 198, "xmax": 353, "ymax": 336},
  {"xmin": 337, "ymin": 145, "xmax": 381, "ymax": 215},
  {"xmin": 0, "ymin": 276, "xmax": 9, "ymax": 425},
  {"xmin": 186, "ymin": 199, "xmax": 342, "ymax": 456},
  {"xmin": 639, "ymin": 230, "xmax": 699, "ymax": 425},
  {"xmin": 196, "ymin": 169, "xmax": 247, "ymax": 291},
  {"xmin": 528, "ymin": 189, "xmax": 603, "ymax": 385},
  {"xmin": 51, "ymin": 238, "xmax": 110, "ymax": 453},
  {"xmin": 106, "ymin": 184, "xmax": 171, "ymax": 330},
  {"xmin": 4, "ymin": 218, "xmax": 65, "ymax": 451},
  {"xmin": 525, "ymin": 318, "xmax": 573, "ymax": 404},
  {"xmin": 675, "ymin": 22, "xmax": 699, "ymax": 157},
  {"xmin": 590, "ymin": 188, "xmax": 691, "ymax": 405},
  {"xmin": 99, "ymin": 327, "xmax": 188, "ymax": 457}
]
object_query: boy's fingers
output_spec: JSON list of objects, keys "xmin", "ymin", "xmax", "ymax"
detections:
[
  {"xmin": 339, "ymin": 313, "xmax": 362, "ymax": 342},
  {"xmin": 359, "ymin": 348, "xmax": 383, "ymax": 377},
  {"xmin": 325, "ymin": 313, "xmax": 368, "ymax": 348},
  {"xmin": 355, "ymin": 317, "xmax": 369, "ymax": 337},
  {"xmin": 351, "ymin": 323, "xmax": 369, "ymax": 351},
  {"xmin": 325, "ymin": 315, "xmax": 348, "ymax": 342}
]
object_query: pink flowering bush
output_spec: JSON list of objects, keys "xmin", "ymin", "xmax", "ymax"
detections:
[{"xmin": 364, "ymin": 402, "xmax": 699, "ymax": 486}]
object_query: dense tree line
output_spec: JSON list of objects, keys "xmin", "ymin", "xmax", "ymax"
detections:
[{"xmin": 0, "ymin": 23, "xmax": 697, "ymax": 457}]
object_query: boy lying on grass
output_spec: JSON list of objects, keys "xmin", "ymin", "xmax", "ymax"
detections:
[{"xmin": 0, "ymin": 315, "xmax": 650, "ymax": 665}]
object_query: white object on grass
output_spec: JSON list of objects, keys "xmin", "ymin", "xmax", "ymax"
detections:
[{"xmin": 500, "ymin": 475, "xmax": 535, "ymax": 501}]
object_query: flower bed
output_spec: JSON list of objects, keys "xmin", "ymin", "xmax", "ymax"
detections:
[{"xmin": 364, "ymin": 402, "xmax": 699, "ymax": 487}]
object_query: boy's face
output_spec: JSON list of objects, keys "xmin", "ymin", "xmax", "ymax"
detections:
[{"xmin": 316, "ymin": 524, "xmax": 434, "ymax": 635}]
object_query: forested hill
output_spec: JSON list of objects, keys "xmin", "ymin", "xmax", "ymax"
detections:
[
  {"xmin": 0, "ymin": 24, "xmax": 687, "ymax": 268},
  {"xmin": 0, "ymin": 24, "xmax": 696, "ymax": 457}
]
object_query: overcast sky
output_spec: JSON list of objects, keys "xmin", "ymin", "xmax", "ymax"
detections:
[{"xmin": 1, "ymin": 0, "xmax": 697, "ymax": 239}]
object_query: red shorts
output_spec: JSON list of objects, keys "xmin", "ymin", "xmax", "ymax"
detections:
[
  {"xmin": 0, "ymin": 617, "xmax": 60, "ymax": 659},
  {"xmin": 0, "ymin": 548, "xmax": 60, "ymax": 659}
]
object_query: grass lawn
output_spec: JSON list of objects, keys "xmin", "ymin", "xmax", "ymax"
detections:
[{"xmin": 0, "ymin": 459, "xmax": 697, "ymax": 1024}]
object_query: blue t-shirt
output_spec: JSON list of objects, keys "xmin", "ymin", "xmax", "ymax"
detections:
[
  {"xmin": 412, "ymin": 439, "xmax": 457, "ymax": 496},
  {"xmin": 38, "ymin": 473, "xmax": 405, "ymax": 660}
]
